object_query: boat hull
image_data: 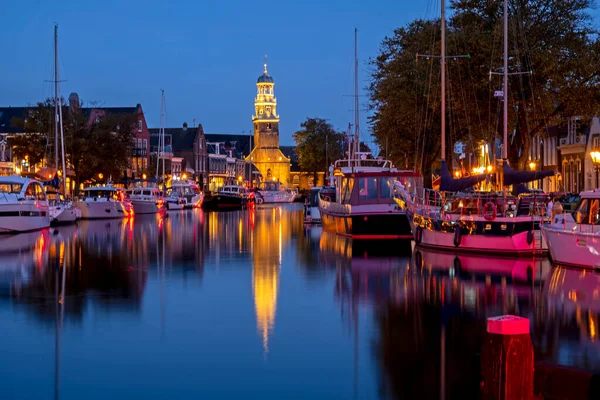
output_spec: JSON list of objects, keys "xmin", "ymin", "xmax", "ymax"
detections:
[
  {"xmin": 303, "ymin": 206, "xmax": 321, "ymax": 224},
  {"xmin": 50, "ymin": 206, "xmax": 77, "ymax": 225},
  {"xmin": 0, "ymin": 203, "xmax": 50, "ymax": 233},
  {"xmin": 257, "ymin": 191, "xmax": 296, "ymax": 203},
  {"xmin": 201, "ymin": 193, "xmax": 246, "ymax": 211},
  {"xmin": 131, "ymin": 200, "xmax": 161, "ymax": 215},
  {"xmin": 76, "ymin": 201, "xmax": 128, "ymax": 219},
  {"xmin": 166, "ymin": 201, "xmax": 184, "ymax": 211},
  {"xmin": 541, "ymin": 226, "xmax": 600, "ymax": 269},
  {"xmin": 320, "ymin": 210, "xmax": 412, "ymax": 240},
  {"xmin": 415, "ymin": 222, "xmax": 546, "ymax": 256}
]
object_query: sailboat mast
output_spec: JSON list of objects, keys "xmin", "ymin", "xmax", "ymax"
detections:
[
  {"xmin": 54, "ymin": 25, "xmax": 59, "ymax": 171},
  {"xmin": 161, "ymin": 90, "xmax": 166, "ymax": 183},
  {"xmin": 55, "ymin": 25, "xmax": 67, "ymax": 198},
  {"xmin": 441, "ymin": 0, "xmax": 446, "ymax": 162},
  {"xmin": 502, "ymin": 0, "xmax": 508, "ymax": 160},
  {"xmin": 353, "ymin": 28, "xmax": 359, "ymax": 161}
]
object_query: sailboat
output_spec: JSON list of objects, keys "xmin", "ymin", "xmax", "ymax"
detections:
[
  {"xmin": 318, "ymin": 29, "xmax": 419, "ymax": 242},
  {"xmin": 411, "ymin": 0, "xmax": 554, "ymax": 256},
  {"xmin": 48, "ymin": 25, "xmax": 77, "ymax": 225}
]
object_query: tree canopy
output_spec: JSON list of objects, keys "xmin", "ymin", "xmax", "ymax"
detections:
[
  {"xmin": 369, "ymin": 0, "xmax": 600, "ymax": 185},
  {"xmin": 293, "ymin": 118, "xmax": 345, "ymax": 181}
]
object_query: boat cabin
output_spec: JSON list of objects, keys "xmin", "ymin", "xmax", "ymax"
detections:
[
  {"xmin": 127, "ymin": 188, "xmax": 161, "ymax": 199},
  {"xmin": 81, "ymin": 186, "xmax": 126, "ymax": 202},
  {"xmin": 170, "ymin": 182, "xmax": 201, "ymax": 196},
  {"xmin": 0, "ymin": 177, "xmax": 46, "ymax": 202},
  {"xmin": 572, "ymin": 190, "xmax": 600, "ymax": 225},
  {"xmin": 261, "ymin": 181, "xmax": 282, "ymax": 191},
  {"xmin": 218, "ymin": 185, "xmax": 248, "ymax": 196}
]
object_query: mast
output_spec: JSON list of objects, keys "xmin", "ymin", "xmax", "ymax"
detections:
[
  {"xmin": 502, "ymin": 0, "xmax": 508, "ymax": 160},
  {"xmin": 161, "ymin": 90, "xmax": 166, "ymax": 183},
  {"xmin": 441, "ymin": 0, "xmax": 446, "ymax": 162},
  {"xmin": 53, "ymin": 26, "xmax": 59, "ymax": 172},
  {"xmin": 55, "ymin": 25, "xmax": 67, "ymax": 198},
  {"xmin": 353, "ymin": 28, "xmax": 359, "ymax": 162}
]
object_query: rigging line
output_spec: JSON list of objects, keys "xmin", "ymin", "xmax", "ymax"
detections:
[
  {"xmin": 511, "ymin": 1, "xmax": 531, "ymax": 145},
  {"xmin": 420, "ymin": 18, "xmax": 440, "ymax": 170}
]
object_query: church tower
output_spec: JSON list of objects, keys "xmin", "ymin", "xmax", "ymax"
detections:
[{"xmin": 246, "ymin": 59, "xmax": 291, "ymax": 186}]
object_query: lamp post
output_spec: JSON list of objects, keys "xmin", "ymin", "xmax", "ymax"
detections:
[
  {"xmin": 529, "ymin": 161, "xmax": 536, "ymax": 189},
  {"xmin": 591, "ymin": 150, "xmax": 600, "ymax": 188}
]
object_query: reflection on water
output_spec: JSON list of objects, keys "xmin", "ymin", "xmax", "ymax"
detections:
[{"xmin": 0, "ymin": 205, "xmax": 599, "ymax": 399}]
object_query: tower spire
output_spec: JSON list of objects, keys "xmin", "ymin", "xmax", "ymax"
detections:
[{"xmin": 264, "ymin": 54, "xmax": 268, "ymax": 74}]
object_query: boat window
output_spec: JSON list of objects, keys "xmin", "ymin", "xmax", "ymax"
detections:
[
  {"xmin": 34, "ymin": 183, "xmax": 46, "ymax": 201},
  {"xmin": 0, "ymin": 183, "xmax": 22, "ymax": 194},
  {"xmin": 590, "ymin": 199, "xmax": 600, "ymax": 225},
  {"xmin": 342, "ymin": 178, "xmax": 354, "ymax": 204},
  {"xmin": 358, "ymin": 177, "xmax": 378, "ymax": 200},
  {"xmin": 25, "ymin": 184, "xmax": 35, "ymax": 199},
  {"xmin": 379, "ymin": 177, "xmax": 393, "ymax": 199},
  {"xmin": 143, "ymin": 190, "xmax": 151, "ymax": 196},
  {"xmin": 573, "ymin": 199, "xmax": 589, "ymax": 224}
]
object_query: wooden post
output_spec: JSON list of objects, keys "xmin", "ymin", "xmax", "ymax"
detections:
[{"xmin": 481, "ymin": 315, "xmax": 533, "ymax": 400}]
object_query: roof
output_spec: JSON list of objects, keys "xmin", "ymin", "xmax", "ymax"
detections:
[
  {"xmin": 0, "ymin": 104, "xmax": 140, "ymax": 135},
  {"xmin": 0, "ymin": 175, "xmax": 35, "ymax": 184},
  {"xmin": 257, "ymin": 73, "xmax": 274, "ymax": 84},
  {"xmin": 205, "ymin": 133, "xmax": 253, "ymax": 157},
  {"xmin": 149, "ymin": 126, "xmax": 200, "ymax": 152}
]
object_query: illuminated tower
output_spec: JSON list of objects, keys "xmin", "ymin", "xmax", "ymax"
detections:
[{"xmin": 246, "ymin": 58, "xmax": 291, "ymax": 186}]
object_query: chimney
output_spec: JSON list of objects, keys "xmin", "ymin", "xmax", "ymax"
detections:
[
  {"xmin": 68, "ymin": 92, "xmax": 80, "ymax": 112},
  {"xmin": 183, "ymin": 122, "xmax": 188, "ymax": 131}
]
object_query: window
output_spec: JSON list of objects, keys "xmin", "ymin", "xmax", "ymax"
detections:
[
  {"xmin": 143, "ymin": 139, "xmax": 147, "ymax": 150},
  {"xmin": 137, "ymin": 139, "xmax": 142, "ymax": 149},
  {"xmin": 34, "ymin": 183, "xmax": 45, "ymax": 201},
  {"xmin": 379, "ymin": 177, "xmax": 393, "ymax": 199},
  {"xmin": 266, "ymin": 123, "xmax": 272, "ymax": 130},
  {"xmin": 266, "ymin": 106, "xmax": 271, "ymax": 114},
  {"xmin": 138, "ymin": 120, "xmax": 143, "ymax": 132},
  {"xmin": 358, "ymin": 177, "xmax": 379, "ymax": 201},
  {"xmin": 25, "ymin": 184, "xmax": 35, "ymax": 199}
]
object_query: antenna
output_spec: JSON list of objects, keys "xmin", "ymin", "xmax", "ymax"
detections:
[{"xmin": 264, "ymin": 54, "xmax": 268, "ymax": 73}]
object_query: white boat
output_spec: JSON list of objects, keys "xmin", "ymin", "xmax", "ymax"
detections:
[
  {"xmin": 256, "ymin": 181, "xmax": 296, "ymax": 204},
  {"xmin": 541, "ymin": 190, "xmax": 600, "ymax": 269},
  {"xmin": 164, "ymin": 191, "xmax": 185, "ymax": 211},
  {"xmin": 76, "ymin": 185, "xmax": 130, "ymax": 219},
  {"xmin": 126, "ymin": 187, "xmax": 165, "ymax": 214},
  {"xmin": 303, "ymin": 187, "xmax": 322, "ymax": 224},
  {"xmin": 46, "ymin": 190, "xmax": 77, "ymax": 225},
  {"xmin": 168, "ymin": 181, "xmax": 203, "ymax": 208},
  {"xmin": 0, "ymin": 176, "xmax": 51, "ymax": 233}
]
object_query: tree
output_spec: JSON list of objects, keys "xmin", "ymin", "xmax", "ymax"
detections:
[
  {"xmin": 9, "ymin": 100, "xmax": 54, "ymax": 168},
  {"xmin": 369, "ymin": 0, "xmax": 600, "ymax": 184},
  {"xmin": 293, "ymin": 118, "xmax": 345, "ymax": 182}
]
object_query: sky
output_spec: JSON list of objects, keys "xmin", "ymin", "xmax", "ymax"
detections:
[{"xmin": 0, "ymin": 0, "xmax": 435, "ymax": 146}]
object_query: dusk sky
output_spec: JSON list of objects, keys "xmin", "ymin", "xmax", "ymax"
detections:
[{"xmin": 3, "ymin": 1, "xmax": 444, "ymax": 145}]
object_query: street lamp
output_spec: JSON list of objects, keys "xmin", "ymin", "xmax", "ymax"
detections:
[{"xmin": 591, "ymin": 150, "xmax": 600, "ymax": 188}]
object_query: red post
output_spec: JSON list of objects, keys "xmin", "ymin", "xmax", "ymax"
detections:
[{"xmin": 481, "ymin": 315, "xmax": 534, "ymax": 400}]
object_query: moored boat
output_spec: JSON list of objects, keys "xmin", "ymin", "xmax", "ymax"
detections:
[
  {"xmin": 202, "ymin": 185, "xmax": 252, "ymax": 211},
  {"xmin": 76, "ymin": 185, "xmax": 131, "ymax": 219},
  {"xmin": 303, "ymin": 186, "xmax": 323, "ymax": 224},
  {"xmin": 319, "ymin": 159, "xmax": 415, "ymax": 240},
  {"xmin": 541, "ymin": 189, "xmax": 600, "ymax": 269},
  {"xmin": 0, "ymin": 176, "xmax": 51, "ymax": 233},
  {"xmin": 168, "ymin": 181, "xmax": 203, "ymax": 208},
  {"xmin": 46, "ymin": 189, "xmax": 77, "ymax": 225},
  {"xmin": 126, "ymin": 187, "xmax": 165, "ymax": 215},
  {"xmin": 256, "ymin": 181, "xmax": 296, "ymax": 204}
]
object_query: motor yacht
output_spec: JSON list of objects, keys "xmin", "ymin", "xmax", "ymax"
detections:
[
  {"xmin": 76, "ymin": 185, "xmax": 131, "ymax": 219},
  {"xmin": 256, "ymin": 181, "xmax": 296, "ymax": 204},
  {"xmin": 46, "ymin": 189, "xmax": 77, "ymax": 225},
  {"xmin": 126, "ymin": 187, "xmax": 165, "ymax": 214},
  {"xmin": 0, "ymin": 176, "xmax": 50, "ymax": 233}
]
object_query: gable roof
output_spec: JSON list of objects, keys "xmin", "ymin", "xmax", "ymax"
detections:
[
  {"xmin": 149, "ymin": 127, "xmax": 199, "ymax": 152},
  {"xmin": 204, "ymin": 133, "xmax": 253, "ymax": 158}
]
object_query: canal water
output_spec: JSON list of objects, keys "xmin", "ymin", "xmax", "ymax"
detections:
[{"xmin": 0, "ymin": 204, "xmax": 599, "ymax": 399}]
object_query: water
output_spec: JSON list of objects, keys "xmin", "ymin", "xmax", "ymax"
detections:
[{"xmin": 0, "ymin": 204, "xmax": 599, "ymax": 399}]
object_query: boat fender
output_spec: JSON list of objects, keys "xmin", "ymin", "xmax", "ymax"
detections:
[
  {"xmin": 527, "ymin": 230, "xmax": 534, "ymax": 245},
  {"xmin": 453, "ymin": 227, "xmax": 462, "ymax": 247},
  {"xmin": 483, "ymin": 202, "xmax": 497, "ymax": 221},
  {"xmin": 415, "ymin": 226, "xmax": 423, "ymax": 244},
  {"xmin": 414, "ymin": 226, "xmax": 422, "ymax": 244}
]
